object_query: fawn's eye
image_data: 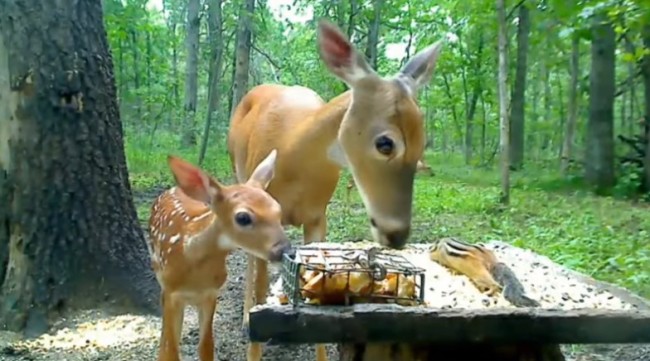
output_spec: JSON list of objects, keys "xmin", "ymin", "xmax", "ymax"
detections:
[
  {"xmin": 375, "ymin": 135, "xmax": 394, "ymax": 156},
  {"xmin": 234, "ymin": 212, "xmax": 253, "ymax": 227}
]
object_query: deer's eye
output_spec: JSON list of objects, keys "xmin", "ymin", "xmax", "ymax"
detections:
[
  {"xmin": 375, "ymin": 135, "xmax": 394, "ymax": 156},
  {"xmin": 234, "ymin": 212, "xmax": 253, "ymax": 227}
]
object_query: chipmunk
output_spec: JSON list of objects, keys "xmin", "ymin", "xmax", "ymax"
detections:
[{"xmin": 429, "ymin": 237, "xmax": 539, "ymax": 307}]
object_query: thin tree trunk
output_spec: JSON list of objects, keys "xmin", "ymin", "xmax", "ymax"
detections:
[
  {"xmin": 642, "ymin": 24, "xmax": 650, "ymax": 192},
  {"xmin": 230, "ymin": 0, "xmax": 256, "ymax": 118},
  {"xmin": 464, "ymin": 34, "xmax": 484, "ymax": 165},
  {"xmin": 131, "ymin": 30, "xmax": 140, "ymax": 119},
  {"xmin": 365, "ymin": 0, "xmax": 384, "ymax": 71},
  {"xmin": 585, "ymin": 13, "xmax": 616, "ymax": 192},
  {"xmin": 624, "ymin": 36, "xmax": 636, "ymax": 136},
  {"xmin": 0, "ymin": 0, "xmax": 158, "ymax": 335},
  {"xmin": 560, "ymin": 34, "xmax": 580, "ymax": 176},
  {"xmin": 480, "ymin": 93, "xmax": 488, "ymax": 162},
  {"xmin": 509, "ymin": 3, "xmax": 530, "ymax": 170},
  {"xmin": 181, "ymin": 0, "xmax": 200, "ymax": 147},
  {"xmin": 146, "ymin": 30, "xmax": 152, "ymax": 119},
  {"xmin": 198, "ymin": 0, "xmax": 224, "ymax": 166},
  {"xmin": 496, "ymin": 0, "xmax": 510, "ymax": 205}
]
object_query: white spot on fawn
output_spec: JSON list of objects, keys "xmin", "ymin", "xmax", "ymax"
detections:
[
  {"xmin": 192, "ymin": 212, "xmax": 211, "ymax": 221},
  {"xmin": 169, "ymin": 234, "xmax": 181, "ymax": 244},
  {"xmin": 217, "ymin": 235, "xmax": 236, "ymax": 250}
]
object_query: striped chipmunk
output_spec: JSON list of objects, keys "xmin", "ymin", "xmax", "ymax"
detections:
[{"xmin": 429, "ymin": 237, "xmax": 539, "ymax": 307}]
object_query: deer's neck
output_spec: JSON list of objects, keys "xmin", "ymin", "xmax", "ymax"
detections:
[
  {"xmin": 294, "ymin": 91, "xmax": 352, "ymax": 162},
  {"xmin": 183, "ymin": 212, "xmax": 232, "ymax": 261}
]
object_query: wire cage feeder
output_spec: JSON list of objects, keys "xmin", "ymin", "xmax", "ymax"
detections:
[{"xmin": 281, "ymin": 245, "xmax": 426, "ymax": 306}]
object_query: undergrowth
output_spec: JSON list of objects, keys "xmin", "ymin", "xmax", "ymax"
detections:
[{"xmin": 125, "ymin": 130, "xmax": 650, "ymax": 298}]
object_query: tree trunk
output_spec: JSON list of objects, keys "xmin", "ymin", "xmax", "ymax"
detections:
[
  {"xmin": 181, "ymin": 0, "xmax": 200, "ymax": 147},
  {"xmin": 146, "ymin": 30, "xmax": 152, "ymax": 120},
  {"xmin": 509, "ymin": 3, "xmax": 530, "ymax": 170},
  {"xmin": 365, "ymin": 0, "xmax": 384, "ymax": 71},
  {"xmin": 642, "ymin": 24, "xmax": 650, "ymax": 192},
  {"xmin": 131, "ymin": 29, "xmax": 141, "ymax": 119},
  {"xmin": 585, "ymin": 13, "xmax": 616, "ymax": 192},
  {"xmin": 464, "ymin": 34, "xmax": 484, "ymax": 166},
  {"xmin": 230, "ymin": 0, "xmax": 256, "ymax": 118},
  {"xmin": 624, "ymin": 36, "xmax": 636, "ymax": 136},
  {"xmin": 496, "ymin": 0, "xmax": 510, "ymax": 205},
  {"xmin": 0, "ymin": 0, "xmax": 159, "ymax": 336},
  {"xmin": 198, "ymin": 0, "xmax": 224, "ymax": 166},
  {"xmin": 561, "ymin": 35, "xmax": 580, "ymax": 175}
]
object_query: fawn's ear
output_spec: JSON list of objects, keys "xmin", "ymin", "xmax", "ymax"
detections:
[
  {"xmin": 316, "ymin": 19, "xmax": 376, "ymax": 87},
  {"xmin": 247, "ymin": 149, "xmax": 278, "ymax": 190},
  {"xmin": 168, "ymin": 155, "xmax": 222, "ymax": 204}
]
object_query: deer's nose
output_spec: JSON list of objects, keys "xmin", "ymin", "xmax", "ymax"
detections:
[{"xmin": 384, "ymin": 227, "xmax": 410, "ymax": 249}]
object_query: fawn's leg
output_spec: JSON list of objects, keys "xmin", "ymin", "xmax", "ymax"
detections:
[
  {"xmin": 197, "ymin": 293, "xmax": 218, "ymax": 361},
  {"xmin": 247, "ymin": 259, "xmax": 269, "ymax": 361},
  {"xmin": 158, "ymin": 291, "xmax": 185, "ymax": 361},
  {"xmin": 242, "ymin": 253, "xmax": 256, "ymax": 330}
]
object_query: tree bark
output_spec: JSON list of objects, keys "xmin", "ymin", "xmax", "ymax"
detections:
[
  {"xmin": 509, "ymin": 3, "xmax": 530, "ymax": 170},
  {"xmin": 585, "ymin": 13, "xmax": 616, "ymax": 192},
  {"xmin": 131, "ymin": 29, "xmax": 141, "ymax": 119},
  {"xmin": 642, "ymin": 24, "xmax": 650, "ymax": 192},
  {"xmin": 198, "ymin": 0, "xmax": 224, "ymax": 166},
  {"xmin": 561, "ymin": 35, "xmax": 580, "ymax": 175},
  {"xmin": 365, "ymin": 0, "xmax": 384, "ymax": 71},
  {"xmin": 229, "ymin": 0, "xmax": 256, "ymax": 118},
  {"xmin": 181, "ymin": 0, "xmax": 200, "ymax": 147},
  {"xmin": 0, "ymin": 0, "xmax": 159, "ymax": 336},
  {"xmin": 496, "ymin": 0, "xmax": 510, "ymax": 205},
  {"xmin": 464, "ymin": 34, "xmax": 484, "ymax": 166}
]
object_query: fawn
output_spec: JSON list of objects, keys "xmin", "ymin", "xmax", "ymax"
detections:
[{"xmin": 147, "ymin": 150, "xmax": 292, "ymax": 361}]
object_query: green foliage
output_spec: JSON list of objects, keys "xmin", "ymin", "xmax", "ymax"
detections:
[
  {"xmin": 104, "ymin": 0, "xmax": 650, "ymax": 300},
  {"xmin": 125, "ymin": 132, "xmax": 650, "ymax": 298}
]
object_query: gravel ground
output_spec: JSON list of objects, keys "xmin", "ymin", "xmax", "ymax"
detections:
[
  {"xmin": 0, "ymin": 187, "xmax": 648, "ymax": 361},
  {"xmin": 0, "ymin": 249, "xmax": 338, "ymax": 361},
  {"xmin": 1, "ymin": 248, "xmax": 648, "ymax": 361}
]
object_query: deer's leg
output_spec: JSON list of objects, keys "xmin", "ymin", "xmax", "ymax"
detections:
[
  {"xmin": 247, "ymin": 259, "xmax": 270, "ymax": 361},
  {"xmin": 242, "ymin": 253, "xmax": 256, "ymax": 330},
  {"xmin": 158, "ymin": 291, "xmax": 185, "ymax": 361},
  {"xmin": 197, "ymin": 293, "xmax": 218, "ymax": 361},
  {"xmin": 303, "ymin": 215, "xmax": 327, "ymax": 245},
  {"xmin": 315, "ymin": 345, "xmax": 329, "ymax": 361}
]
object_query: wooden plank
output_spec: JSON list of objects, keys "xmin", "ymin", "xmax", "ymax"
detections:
[
  {"xmin": 248, "ymin": 304, "xmax": 650, "ymax": 344},
  {"xmin": 250, "ymin": 241, "xmax": 650, "ymax": 346}
]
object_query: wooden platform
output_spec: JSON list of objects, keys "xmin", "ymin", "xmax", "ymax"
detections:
[{"xmin": 248, "ymin": 241, "xmax": 650, "ymax": 345}]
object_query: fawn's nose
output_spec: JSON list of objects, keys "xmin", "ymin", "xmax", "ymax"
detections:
[{"xmin": 269, "ymin": 239, "xmax": 293, "ymax": 263}]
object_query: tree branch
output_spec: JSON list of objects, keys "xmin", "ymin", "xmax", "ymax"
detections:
[
  {"xmin": 506, "ymin": 0, "xmax": 527, "ymax": 21},
  {"xmin": 251, "ymin": 43, "xmax": 282, "ymax": 70}
]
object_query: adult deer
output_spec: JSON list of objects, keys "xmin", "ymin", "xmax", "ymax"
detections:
[
  {"xmin": 228, "ymin": 19, "xmax": 444, "ymax": 361},
  {"xmin": 147, "ymin": 150, "xmax": 292, "ymax": 361},
  {"xmin": 345, "ymin": 158, "xmax": 434, "ymax": 206}
]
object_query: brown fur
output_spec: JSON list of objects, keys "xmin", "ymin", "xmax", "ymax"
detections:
[
  {"xmin": 148, "ymin": 152, "xmax": 290, "ymax": 361},
  {"xmin": 227, "ymin": 20, "xmax": 445, "ymax": 361},
  {"xmin": 429, "ymin": 238, "xmax": 539, "ymax": 307}
]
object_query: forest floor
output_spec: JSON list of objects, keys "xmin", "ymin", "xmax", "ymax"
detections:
[{"xmin": 1, "ymin": 135, "xmax": 649, "ymax": 361}]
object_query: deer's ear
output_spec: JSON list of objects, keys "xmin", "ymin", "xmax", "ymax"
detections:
[
  {"xmin": 168, "ymin": 155, "xmax": 221, "ymax": 204},
  {"xmin": 247, "ymin": 149, "xmax": 278, "ymax": 190},
  {"xmin": 316, "ymin": 19, "xmax": 375, "ymax": 87},
  {"xmin": 398, "ymin": 39, "xmax": 444, "ymax": 94}
]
